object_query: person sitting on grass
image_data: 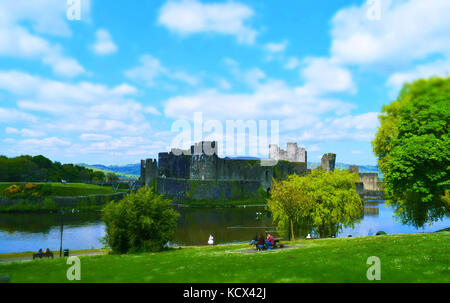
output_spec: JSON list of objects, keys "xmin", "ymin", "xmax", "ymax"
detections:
[
  {"xmin": 257, "ymin": 234, "xmax": 266, "ymax": 250},
  {"xmin": 266, "ymin": 234, "xmax": 275, "ymax": 250}
]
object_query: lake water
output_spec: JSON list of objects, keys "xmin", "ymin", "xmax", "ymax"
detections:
[{"xmin": 0, "ymin": 200, "xmax": 449, "ymax": 253}]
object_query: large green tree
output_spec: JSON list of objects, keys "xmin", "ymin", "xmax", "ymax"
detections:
[
  {"xmin": 268, "ymin": 169, "xmax": 362, "ymax": 239},
  {"xmin": 372, "ymin": 77, "xmax": 450, "ymax": 227}
]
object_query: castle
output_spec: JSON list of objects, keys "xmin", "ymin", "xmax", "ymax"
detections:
[
  {"xmin": 140, "ymin": 141, "xmax": 382, "ymax": 201},
  {"xmin": 141, "ymin": 141, "xmax": 308, "ymax": 201}
]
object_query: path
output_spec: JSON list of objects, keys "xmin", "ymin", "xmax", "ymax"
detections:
[{"xmin": 0, "ymin": 251, "xmax": 108, "ymax": 263}]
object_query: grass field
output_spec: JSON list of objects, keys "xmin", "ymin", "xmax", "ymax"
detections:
[
  {"xmin": 1, "ymin": 232, "xmax": 448, "ymax": 283},
  {"xmin": 0, "ymin": 182, "xmax": 127, "ymax": 197}
]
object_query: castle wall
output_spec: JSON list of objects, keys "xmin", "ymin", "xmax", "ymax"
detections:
[
  {"xmin": 359, "ymin": 173, "xmax": 380, "ymax": 191},
  {"xmin": 158, "ymin": 152, "xmax": 191, "ymax": 179},
  {"xmin": 156, "ymin": 178, "xmax": 263, "ymax": 202}
]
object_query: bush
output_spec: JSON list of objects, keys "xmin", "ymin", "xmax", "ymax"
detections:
[{"xmin": 102, "ymin": 187, "xmax": 180, "ymax": 254}]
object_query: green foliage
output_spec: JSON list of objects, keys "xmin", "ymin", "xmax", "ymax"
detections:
[
  {"xmin": 102, "ymin": 187, "xmax": 180, "ymax": 254},
  {"xmin": 106, "ymin": 172, "xmax": 119, "ymax": 184},
  {"xmin": 372, "ymin": 76, "xmax": 450, "ymax": 227},
  {"xmin": 268, "ymin": 169, "xmax": 363, "ymax": 239},
  {"xmin": 0, "ymin": 155, "xmax": 99, "ymax": 183}
]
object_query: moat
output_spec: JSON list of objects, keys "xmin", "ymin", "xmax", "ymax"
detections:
[{"xmin": 1, "ymin": 200, "xmax": 449, "ymax": 254}]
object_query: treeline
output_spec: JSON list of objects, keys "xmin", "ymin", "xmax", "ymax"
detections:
[{"xmin": 0, "ymin": 155, "xmax": 106, "ymax": 183}]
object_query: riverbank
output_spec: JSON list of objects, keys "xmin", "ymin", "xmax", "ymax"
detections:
[{"xmin": 1, "ymin": 232, "xmax": 448, "ymax": 283}]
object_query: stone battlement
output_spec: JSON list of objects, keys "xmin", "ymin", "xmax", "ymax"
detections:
[{"xmin": 269, "ymin": 143, "xmax": 307, "ymax": 163}]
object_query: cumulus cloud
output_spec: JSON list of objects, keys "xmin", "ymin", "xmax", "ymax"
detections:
[
  {"xmin": 158, "ymin": 0, "xmax": 257, "ymax": 44},
  {"xmin": 299, "ymin": 57, "xmax": 356, "ymax": 95},
  {"xmin": 0, "ymin": 71, "xmax": 157, "ymax": 136},
  {"xmin": 387, "ymin": 58, "xmax": 450, "ymax": 92},
  {"xmin": 5, "ymin": 127, "xmax": 45, "ymax": 138},
  {"xmin": 330, "ymin": 0, "xmax": 450, "ymax": 67},
  {"xmin": 125, "ymin": 54, "xmax": 200, "ymax": 87},
  {"xmin": 264, "ymin": 41, "xmax": 288, "ymax": 53},
  {"xmin": 92, "ymin": 29, "xmax": 118, "ymax": 55},
  {"xmin": 0, "ymin": 0, "xmax": 88, "ymax": 77},
  {"xmin": 284, "ymin": 57, "xmax": 300, "ymax": 70}
]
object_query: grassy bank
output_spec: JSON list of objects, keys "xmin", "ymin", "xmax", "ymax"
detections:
[{"xmin": 1, "ymin": 232, "xmax": 448, "ymax": 283}]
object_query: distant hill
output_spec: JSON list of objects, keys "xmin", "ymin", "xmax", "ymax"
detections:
[
  {"xmin": 78, "ymin": 164, "xmax": 139, "ymax": 180},
  {"xmin": 308, "ymin": 162, "xmax": 383, "ymax": 179}
]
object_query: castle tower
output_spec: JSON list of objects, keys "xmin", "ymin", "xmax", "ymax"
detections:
[
  {"xmin": 269, "ymin": 144, "xmax": 280, "ymax": 160},
  {"xmin": 190, "ymin": 141, "xmax": 218, "ymax": 180},
  {"xmin": 140, "ymin": 159, "xmax": 158, "ymax": 187},
  {"xmin": 321, "ymin": 153, "xmax": 336, "ymax": 172}
]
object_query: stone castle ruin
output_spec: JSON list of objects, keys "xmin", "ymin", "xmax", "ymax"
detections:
[
  {"xmin": 141, "ymin": 141, "xmax": 307, "ymax": 202},
  {"xmin": 269, "ymin": 143, "xmax": 307, "ymax": 163},
  {"xmin": 141, "ymin": 141, "xmax": 383, "ymax": 201}
]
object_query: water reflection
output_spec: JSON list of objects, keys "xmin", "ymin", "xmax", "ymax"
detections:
[{"xmin": 0, "ymin": 201, "xmax": 448, "ymax": 253}]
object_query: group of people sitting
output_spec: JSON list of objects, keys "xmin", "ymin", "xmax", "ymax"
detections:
[
  {"xmin": 251, "ymin": 234, "xmax": 275, "ymax": 250},
  {"xmin": 38, "ymin": 248, "xmax": 52, "ymax": 255}
]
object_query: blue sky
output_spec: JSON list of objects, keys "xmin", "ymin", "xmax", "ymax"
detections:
[{"xmin": 0, "ymin": 0, "xmax": 449, "ymax": 165}]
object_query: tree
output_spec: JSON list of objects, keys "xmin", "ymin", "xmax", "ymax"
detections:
[
  {"xmin": 106, "ymin": 172, "xmax": 119, "ymax": 184},
  {"xmin": 268, "ymin": 169, "xmax": 362, "ymax": 239},
  {"xmin": 102, "ymin": 187, "xmax": 180, "ymax": 254},
  {"xmin": 372, "ymin": 77, "xmax": 450, "ymax": 227},
  {"xmin": 268, "ymin": 176, "xmax": 313, "ymax": 240}
]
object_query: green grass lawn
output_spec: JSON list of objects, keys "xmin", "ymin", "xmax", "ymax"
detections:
[
  {"xmin": 0, "ymin": 182, "xmax": 127, "ymax": 197},
  {"xmin": 1, "ymin": 232, "xmax": 448, "ymax": 283}
]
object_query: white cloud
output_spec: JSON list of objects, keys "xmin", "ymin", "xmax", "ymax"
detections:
[
  {"xmin": 5, "ymin": 127, "xmax": 45, "ymax": 138},
  {"xmin": 284, "ymin": 57, "xmax": 300, "ymax": 70},
  {"xmin": 80, "ymin": 134, "xmax": 113, "ymax": 141},
  {"xmin": 0, "ymin": 1, "xmax": 88, "ymax": 77},
  {"xmin": 125, "ymin": 54, "xmax": 200, "ymax": 87},
  {"xmin": 92, "ymin": 29, "xmax": 118, "ymax": 55},
  {"xmin": 264, "ymin": 41, "xmax": 288, "ymax": 53},
  {"xmin": 297, "ymin": 112, "xmax": 380, "ymax": 142},
  {"xmin": 299, "ymin": 57, "xmax": 356, "ymax": 95},
  {"xmin": 164, "ymin": 78, "xmax": 354, "ymax": 131},
  {"xmin": 0, "ymin": 108, "xmax": 37, "ymax": 123},
  {"xmin": 19, "ymin": 137, "xmax": 72, "ymax": 148},
  {"xmin": 158, "ymin": 0, "xmax": 257, "ymax": 44},
  {"xmin": 0, "ymin": 71, "xmax": 152, "ymax": 135},
  {"xmin": 387, "ymin": 58, "xmax": 450, "ymax": 92},
  {"xmin": 330, "ymin": 0, "xmax": 450, "ymax": 67}
]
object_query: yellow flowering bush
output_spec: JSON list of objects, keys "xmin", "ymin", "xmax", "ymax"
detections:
[{"xmin": 4, "ymin": 185, "xmax": 22, "ymax": 197}]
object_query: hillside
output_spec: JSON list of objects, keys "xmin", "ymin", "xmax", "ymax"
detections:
[{"xmin": 78, "ymin": 164, "xmax": 139, "ymax": 180}]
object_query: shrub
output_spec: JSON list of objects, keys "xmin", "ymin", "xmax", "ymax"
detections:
[
  {"xmin": 43, "ymin": 197, "xmax": 58, "ymax": 210},
  {"xmin": 102, "ymin": 187, "xmax": 179, "ymax": 254}
]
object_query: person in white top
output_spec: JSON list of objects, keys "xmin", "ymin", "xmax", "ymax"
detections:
[
  {"xmin": 306, "ymin": 233, "xmax": 312, "ymax": 239},
  {"xmin": 208, "ymin": 234, "xmax": 214, "ymax": 245}
]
